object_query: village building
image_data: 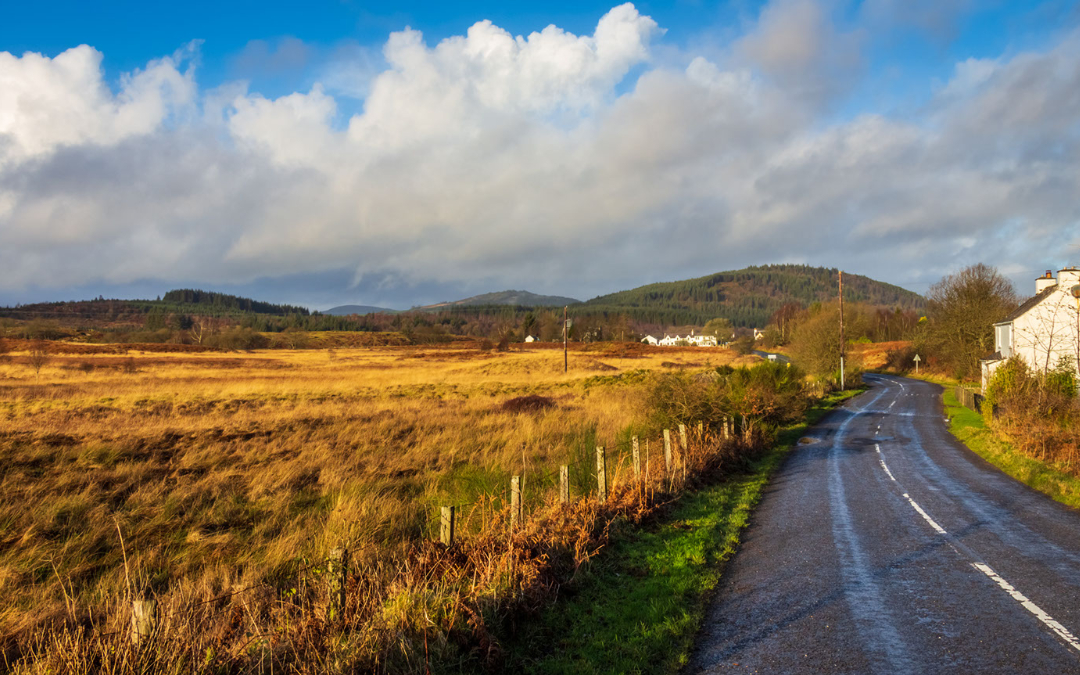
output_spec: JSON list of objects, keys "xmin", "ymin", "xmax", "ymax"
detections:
[
  {"xmin": 524, "ymin": 335, "xmax": 537, "ymax": 343},
  {"xmin": 642, "ymin": 330, "xmax": 718, "ymax": 347},
  {"xmin": 981, "ymin": 267, "xmax": 1080, "ymax": 391}
]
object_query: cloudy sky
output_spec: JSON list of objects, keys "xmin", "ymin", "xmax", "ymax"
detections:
[{"xmin": 1, "ymin": 1, "xmax": 1078, "ymax": 310}]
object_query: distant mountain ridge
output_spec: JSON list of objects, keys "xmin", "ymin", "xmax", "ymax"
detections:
[
  {"xmin": 323, "ymin": 305, "xmax": 398, "ymax": 316},
  {"xmin": 581, "ymin": 264, "xmax": 924, "ymax": 328},
  {"xmin": 416, "ymin": 290, "xmax": 580, "ymax": 310}
]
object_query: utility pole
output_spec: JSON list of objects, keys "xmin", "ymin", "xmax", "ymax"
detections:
[
  {"xmin": 563, "ymin": 305, "xmax": 568, "ymax": 374},
  {"xmin": 839, "ymin": 270, "xmax": 845, "ymax": 391}
]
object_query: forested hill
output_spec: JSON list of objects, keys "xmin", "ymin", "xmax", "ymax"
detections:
[
  {"xmin": 0, "ymin": 290, "xmax": 310, "ymax": 327},
  {"xmin": 162, "ymin": 289, "xmax": 309, "ymax": 316},
  {"xmin": 416, "ymin": 290, "xmax": 580, "ymax": 310},
  {"xmin": 581, "ymin": 264, "xmax": 925, "ymax": 328}
]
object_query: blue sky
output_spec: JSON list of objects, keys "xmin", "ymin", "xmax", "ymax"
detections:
[{"xmin": 1, "ymin": 1, "xmax": 1079, "ymax": 309}]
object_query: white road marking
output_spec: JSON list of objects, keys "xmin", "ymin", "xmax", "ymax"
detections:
[
  {"xmin": 889, "ymin": 400, "xmax": 896, "ymax": 409},
  {"xmin": 874, "ymin": 409, "xmax": 1080, "ymax": 656},
  {"xmin": 970, "ymin": 563, "xmax": 1080, "ymax": 654},
  {"xmin": 876, "ymin": 445, "xmax": 897, "ymax": 482},
  {"xmin": 902, "ymin": 493, "xmax": 948, "ymax": 535}
]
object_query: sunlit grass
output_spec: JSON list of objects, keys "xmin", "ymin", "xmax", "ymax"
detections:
[{"xmin": 0, "ymin": 343, "xmax": 754, "ymax": 663}]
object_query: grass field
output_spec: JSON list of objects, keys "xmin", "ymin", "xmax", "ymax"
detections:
[{"xmin": 0, "ymin": 341, "xmax": 755, "ymax": 671}]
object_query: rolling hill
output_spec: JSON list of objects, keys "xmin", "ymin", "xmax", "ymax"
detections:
[
  {"xmin": 323, "ymin": 305, "xmax": 398, "ymax": 316},
  {"xmin": 581, "ymin": 264, "xmax": 924, "ymax": 328},
  {"xmin": 416, "ymin": 290, "xmax": 580, "ymax": 310}
]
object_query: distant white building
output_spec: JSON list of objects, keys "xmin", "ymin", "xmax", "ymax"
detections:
[
  {"xmin": 524, "ymin": 335, "xmax": 537, "ymax": 343},
  {"xmin": 753, "ymin": 328, "xmax": 765, "ymax": 341},
  {"xmin": 981, "ymin": 267, "xmax": 1080, "ymax": 391},
  {"xmin": 644, "ymin": 331, "xmax": 718, "ymax": 347}
]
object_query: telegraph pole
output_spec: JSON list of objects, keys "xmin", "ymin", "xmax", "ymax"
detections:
[
  {"xmin": 563, "ymin": 305, "xmax": 568, "ymax": 373},
  {"xmin": 839, "ymin": 270, "xmax": 846, "ymax": 391}
]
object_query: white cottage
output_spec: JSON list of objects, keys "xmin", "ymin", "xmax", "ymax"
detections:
[
  {"xmin": 524, "ymin": 335, "xmax": 537, "ymax": 343},
  {"xmin": 641, "ymin": 335, "xmax": 659, "ymax": 346},
  {"xmin": 981, "ymin": 267, "xmax": 1080, "ymax": 391}
]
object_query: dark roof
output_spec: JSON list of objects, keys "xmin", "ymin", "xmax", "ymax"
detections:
[
  {"xmin": 981, "ymin": 351, "xmax": 1003, "ymax": 362},
  {"xmin": 998, "ymin": 287, "xmax": 1056, "ymax": 324}
]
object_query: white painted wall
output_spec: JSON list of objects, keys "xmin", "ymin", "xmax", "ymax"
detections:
[{"xmin": 1011, "ymin": 285, "xmax": 1080, "ymax": 377}]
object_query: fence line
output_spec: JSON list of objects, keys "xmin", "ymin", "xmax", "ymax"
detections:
[{"xmin": 57, "ymin": 417, "xmax": 749, "ymax": 663}]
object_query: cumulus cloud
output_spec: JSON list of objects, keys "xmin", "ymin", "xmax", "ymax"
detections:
[
  {"xmin": 0, "ymin": 1, "xmax": 1078, "ymax": 307},
  {"xmin": 0, "ymin": 43, "xmax": 196, "ymax": 165}
]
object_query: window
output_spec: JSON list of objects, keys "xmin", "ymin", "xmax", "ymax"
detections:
[{"xmin": 995, "ymin": 324, "xmax": 1013, "ymax": 357}]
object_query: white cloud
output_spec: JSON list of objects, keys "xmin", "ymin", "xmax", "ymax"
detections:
[
  {"xmin": 0, "ymin": 43, "xmax": 195, "ymax": 166},
  {"xmin": 0, "ymin": 3, "xmax": 1078, "ymax": 304}
]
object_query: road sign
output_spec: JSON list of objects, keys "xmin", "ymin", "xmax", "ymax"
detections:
[{"xmin": 913, "ymin": 353, "xmax": 921, "ymax": 374}]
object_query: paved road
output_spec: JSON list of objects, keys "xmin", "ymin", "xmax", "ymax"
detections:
[
  {"xmin": 690, "ymin": 374, "xmax": 1080, "ymax": 674},
  {"xmin": 752, "ymin": 350, "xmax": 791, "ymax": 364}
]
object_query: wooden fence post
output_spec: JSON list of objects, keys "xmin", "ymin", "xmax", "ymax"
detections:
[
  {"xmin": 511, "ymin": 476, "xmax": 522, "ymax": 529},
  {"xmin": 632, "ymin": 436, "xmax": 641, "ymax": 479},
  {"xmin": 327, "ymin": 546, "xmax": 348, "ymax": 622},
  {"xmin": 560, "ymin": 465, "xmax": 570, "ymax": 504},
  {"xmin": 663, "ymin": 429, "xmax": 672, "ymax": 473},
  {"xmin": 130, "ymin": 598, "xmax": 156, "ymax": 647},
  {"xmin": 723, "ymin": 417, "xmax": 730, "ymax": 440},
  {"xmin": 678, "ymin": 423, "xmax": 688, "ymax": 454},
  {"xmin": 596, "ymin": 446, "xmax": 607, "ymax": 502},
  {"xmin": 697, "ymin": 421, "xmax": 704, "ymax": 438},
  {"xmin": 440, "ymin": 506, "xmax": 455, "ymax": 545}
]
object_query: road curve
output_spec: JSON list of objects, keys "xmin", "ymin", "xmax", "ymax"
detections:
[{"xmin": 690, "ymin": 374, "xmax": 1080, "ymax": 674}]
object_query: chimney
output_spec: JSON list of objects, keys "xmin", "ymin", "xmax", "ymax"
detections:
[
  {"xmin": 1036, "ymin": 270, "xmax": 1057, "ymax": 294},
  {"xmin": 1058, "ymin": 266, "xmax": 1080, "ymax": 293}
]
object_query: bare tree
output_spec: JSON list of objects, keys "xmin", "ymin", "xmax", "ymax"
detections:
[
  {"xmin": 926, "ymin": 264, "xmax": 1018, "ymax": 380},
  {"xmin": 27, "ymin": 340, "xmax": 49, "ymax": 383}
]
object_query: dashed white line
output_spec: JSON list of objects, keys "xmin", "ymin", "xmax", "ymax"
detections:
[
  {"xmin": 902, "ymin": 493, "xmax": 948, "ymax": 535},
  {"xmin": 971, "ymin": 563, "xmax": 1080, "ymax": 654},
  {"xmin": 875, "ymin": 433, "xmax": 1080, "ymax": 655},
  {"xmin": 876, "ymin": 444, "xmax": 897, "ymax": 482}
]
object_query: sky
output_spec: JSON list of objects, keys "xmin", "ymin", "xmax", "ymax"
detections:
[{"xmin": 1, "ymin": 0, "xmax": 1079, "ymax": 311}]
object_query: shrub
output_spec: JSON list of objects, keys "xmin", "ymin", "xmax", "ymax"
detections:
[
  {"xmin": 883, "ymin": 345, "xmax": 917, "ymax": 373},
  {"xmin": 648, "ymin": 361, "xmax": 807, "ymax": 436},
  {"xmin": 501, "ymin": 395, "xmax": 557, "ymax": 413},
  {"xmin": 730, "ymin": 336, "xmax": 756, "ymax": 355},
  {"xmin": 206, "ymin": 327, "xmax": 270, "ymax": 350}
]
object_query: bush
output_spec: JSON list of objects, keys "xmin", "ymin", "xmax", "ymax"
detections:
[
  {"xmin": 984, "ymin": 355, "xmax": 1080, "ymax": 468},
  {"xmin": 206, "ymin": 327, "xmax": 270, "ymax": 350},
  {"xmin": 730, "ymin": 336, "xmax": 755, "ymax": 355},
  {"xmin": 648, "ymin": 361, "xmax": 807, "ymax": 436},
  {"xmin": 883, "ymin": 345, "xmax": 917, "ymax": 373},
  {"xmin": 501, "ymin": 395, "xmax": 557, "ymax": 413}
]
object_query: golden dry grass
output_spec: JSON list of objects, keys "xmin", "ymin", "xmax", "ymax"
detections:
[{"xmin": 0, "ymin": 342, "xmax": 754, "ymax": 671}]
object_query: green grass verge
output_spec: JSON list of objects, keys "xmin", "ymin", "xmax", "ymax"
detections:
[
  {"xmin": 501, "ymin": 389, "xmax": 863, "ymax": 675},
  {"xmin": 942, "ymin": 389, "xmax": 1080, "ymax": 510}
]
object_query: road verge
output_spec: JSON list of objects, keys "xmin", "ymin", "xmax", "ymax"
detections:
[
  {"xmin": 942, "ymin": 388, "xmax": 1080, "ymax": 510},
  {"xmin": 502, "ymin": 388, "xmax": 862, "ymax": 674}
]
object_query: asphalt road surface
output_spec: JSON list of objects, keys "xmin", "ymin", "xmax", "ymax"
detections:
[{"xmin": 690, "ymin": 374, "xmax": 1080, "ymax": 674}]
